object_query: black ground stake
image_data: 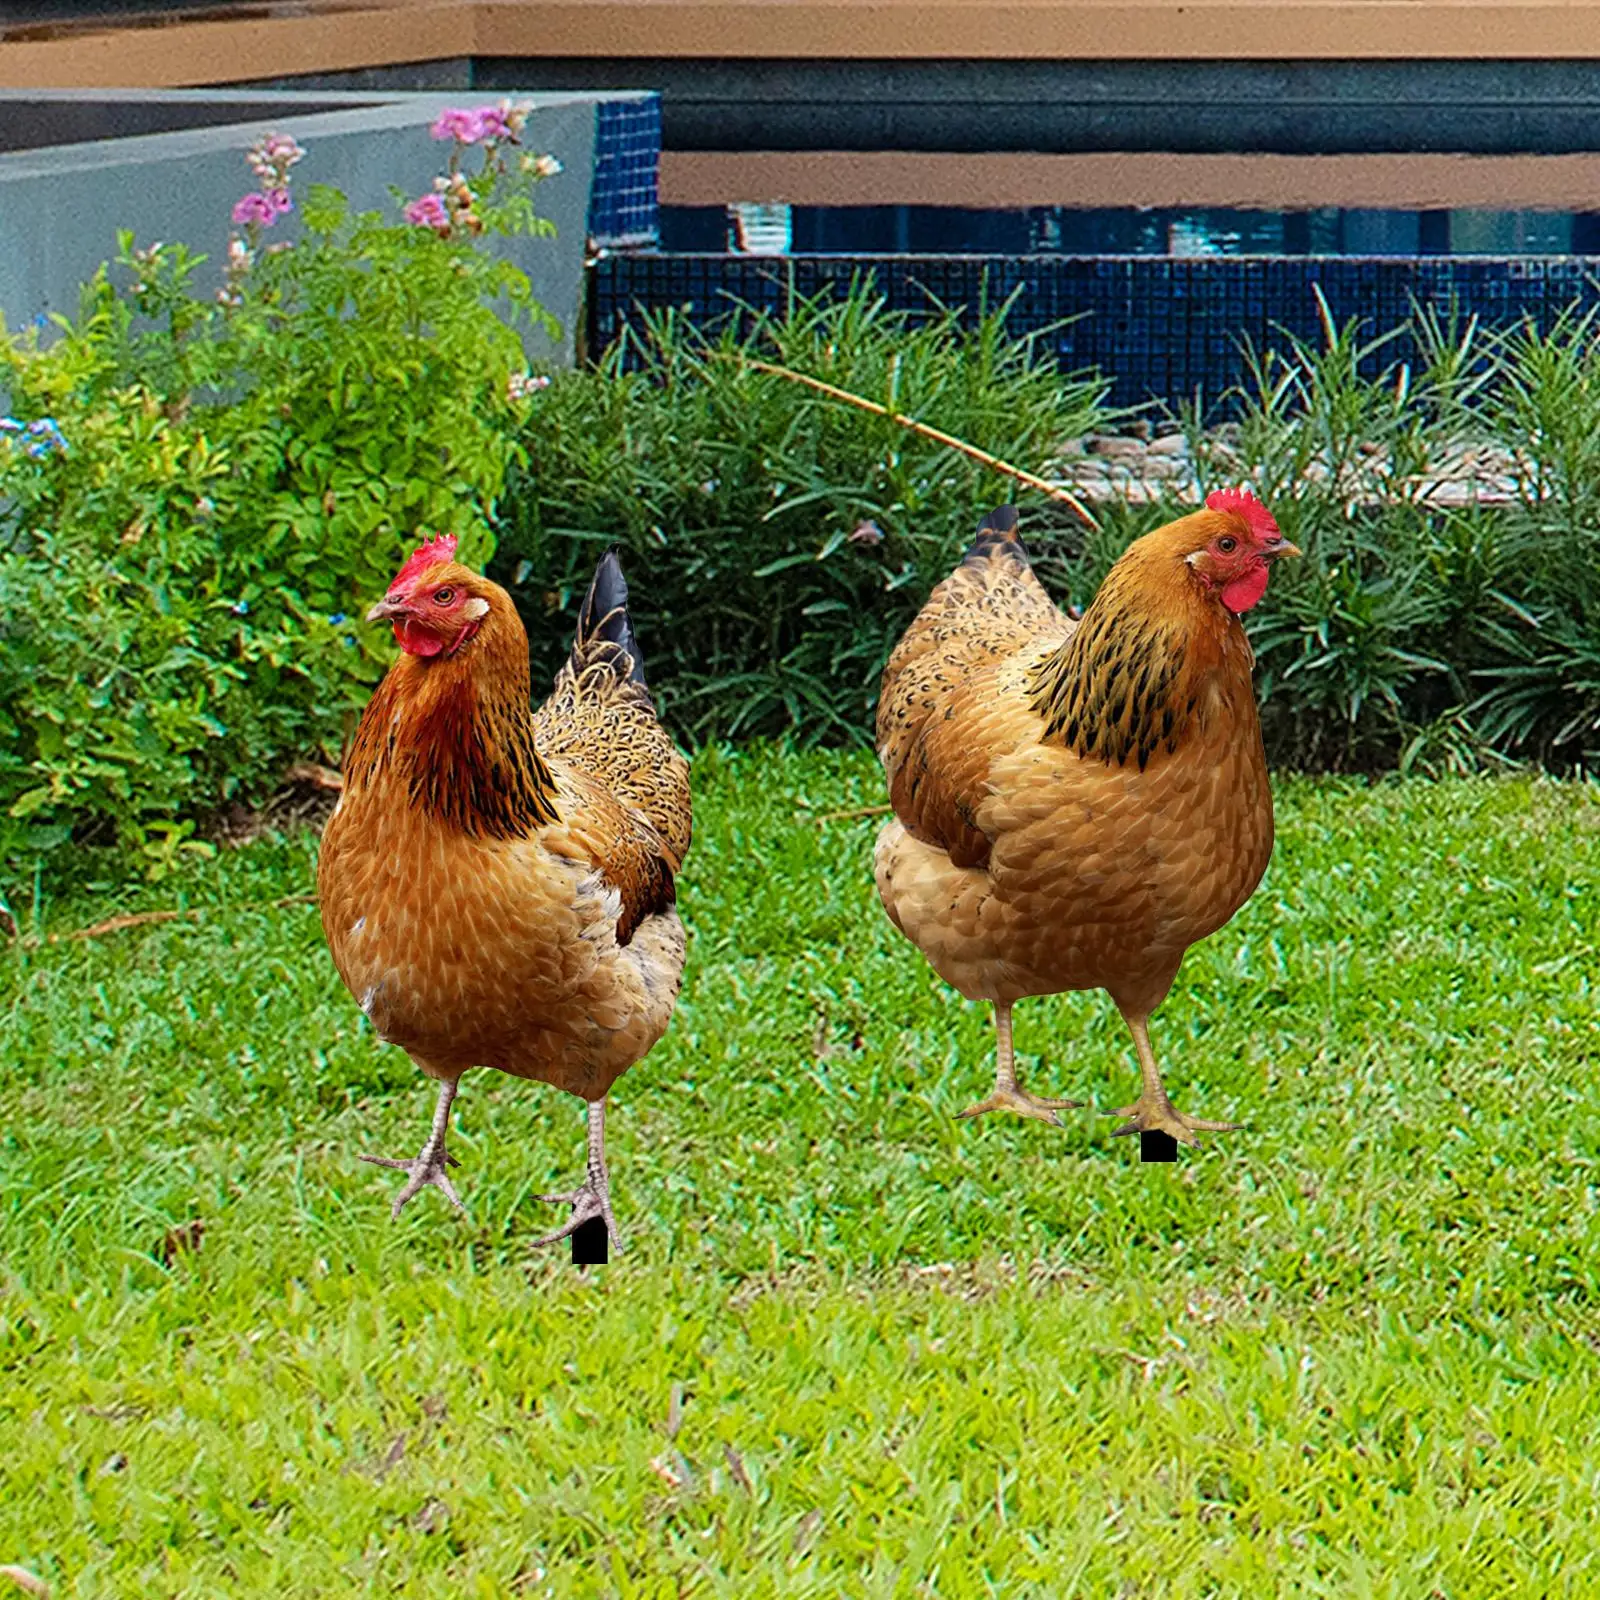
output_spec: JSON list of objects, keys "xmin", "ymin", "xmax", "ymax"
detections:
[
  {"xmin": 1141, "ymin": 1130, "xmax": 1179, "ymax": 1163},
  {"xmin": 571, "ymin": 1214, "xmax": 609, "ymax": 1266}
]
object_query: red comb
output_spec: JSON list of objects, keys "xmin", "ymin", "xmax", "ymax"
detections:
[
  {"xmin": 388, "ymin": 532, "xmax": 458, "ymax": 593},
  {"xmin": 1205, "ymin": 486, "xmax": 1280, "ymax": 542}
]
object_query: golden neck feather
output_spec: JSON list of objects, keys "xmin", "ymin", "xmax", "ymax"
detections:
[
  {"xmin": 345, "ymin": 606, "xmax": 560, "ymax": 837},
  {"xmin": 1027, "ymin": 545, "xmax": 1250, "ymax": 770}
]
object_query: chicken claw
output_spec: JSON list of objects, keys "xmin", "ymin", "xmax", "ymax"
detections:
[
  {"xmin": 957, "ymin": 1087, "xmax": 1083, "ymax": 1127},
  {"xmin": 530, "ymin": 1178, "xmax": 621, "ymax": 1254},
  {"xmin": 1110, "ymin": 1016, "xmax": 1241, "ymax": 1148},
  {"xmin": 1107, "ymin": 1090, "xmax": 1241, "ymax": 1148},
  {"xmin": 528, "ymin": 1097, "xmax": 622, "ymax": 1254},
  {"xmin": 360, "ymin": 1076, "xmax": 469, "ymax": 1220},
  {"xmin": 360, "ymin": 1147, "xmax": 466, "ymax": 1218},
  {"xmin": 956, "ymin": 1001, "xmax": 1082, "ymax": 1128}
]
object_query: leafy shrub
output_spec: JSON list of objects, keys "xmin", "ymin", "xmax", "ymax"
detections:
[
  {"xmin": 1189, "ymin": 293, "xmax": 1471, "ymax": 771},
  {"xmin": 501, "ymin": 284, "xmax": 1111, "ymax": 739},
  {"xmin": 509, "ymin": 282, "xmax": 1600, "ymax": 775},
  {"xmin": 0, "ymin": 108, "xmax": 558, "ymax": 872},
  {"xmin": 1182, "ymin": 296, "xmax": 1600, "ymax": 772},
  {"xmin": 1463, "ymin": 306, "xmax": 1600, "ymax": 763}
]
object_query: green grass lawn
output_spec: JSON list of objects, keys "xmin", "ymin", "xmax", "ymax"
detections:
[{"xmin": 6, "ymin": 747, "xmax": 1600, "ymax": 1596}]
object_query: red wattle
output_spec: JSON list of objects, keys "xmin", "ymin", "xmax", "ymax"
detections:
[
  {"xmin": 395, "ymin": 619, "xmax": 445, "ymax": 657},
  {"xmin": 1220, "ymin": 563, "xmax": 1271, "ymax": 614}
]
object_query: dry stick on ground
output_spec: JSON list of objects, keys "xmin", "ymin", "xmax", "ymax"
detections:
[
  {"xmin": 284, "ymin": 762, "xmax": 346, "ymax": 791},
  {"xmin": 30, "ymin": 894, "xmax": 318, "ymax": 947},
  {"xmin": 803, "ymin": 804, "xmax": 895, "ymax": 826},
  {"xmin": 736, "ymin": 358, "xmax": 1100, "ymax": 530}
]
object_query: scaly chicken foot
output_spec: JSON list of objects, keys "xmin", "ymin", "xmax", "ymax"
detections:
[
  {"xmin": 1108, "ymin": 1015, "xmax": 1241, "ymax": 1148},
  {"xmin": 529, "ymin": 1098, "xmax": 622, "ymax": 1253},
  {"xmin": 360, "ymin": 1075, "xmax": 469, "ymax": 1219},
  {"xmin": 956, "ymin": 1002, "xmax": 1083, "ymax": 1128},
  {"xmin": 1108, "ymin": 1093, "xmax": 1241, "ymax": 1146}
]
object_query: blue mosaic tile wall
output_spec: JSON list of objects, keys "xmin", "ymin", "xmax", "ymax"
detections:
[
  {"xmin": 586, "ymin": 95, "xmax": 662, "ymax": 247},
  {"xmin": 588, "ymin": 253, "xmax": 1600, "ymax": 409}
]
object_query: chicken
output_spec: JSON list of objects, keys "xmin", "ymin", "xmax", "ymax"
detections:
[
  {"xmin": 318, "ymin": 533, "xmax": 691, "ymax": 1246},
  {"xmin": 874, "ymin": 493, "xmax": 1298, "ymax": 1146}
]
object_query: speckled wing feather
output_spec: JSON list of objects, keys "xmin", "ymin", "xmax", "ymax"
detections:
[
  {"xmin": 532, "ymin": 551, "xmax": 691, "ymax": 945},
  {"xmin": 876, "ymin": 507, "xmax": 1074, "ymax": 867}
]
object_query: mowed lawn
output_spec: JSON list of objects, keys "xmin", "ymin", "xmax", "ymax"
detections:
[{"xmin": 7, "ymin": 747, "xmax": 1600, "ymax": 1597}]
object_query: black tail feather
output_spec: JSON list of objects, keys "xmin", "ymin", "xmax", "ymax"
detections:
[
  {"xmin": 962, "ymin": 504, "xmax": 1032, "ymax": 567},
  {"xmin": 574, "ymin": 547, "xmax": 648, "ymax": 688}
]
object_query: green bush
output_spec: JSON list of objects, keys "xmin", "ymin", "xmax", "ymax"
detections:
[
  {"xmin": 0, "ymin": 113, "xmax": 558, "ymax": 872},
  {"xmin": 1179, "ymin": 296, "xmax": 1600, "ymax": 773},
  {"xmin": 1182, "ymin": 294, "xmax": 1478, "ymax": 772},
  {"xmin": 505, "ymin": 282, "xmax": 1600, "ymax": 773},
  {"xmin": 501, "ymin": 285, "xmax": 1111, "ymax": 740}
]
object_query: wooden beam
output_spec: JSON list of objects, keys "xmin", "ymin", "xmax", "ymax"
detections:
[
  {"xmin": 11, "ymin": 0, "xmax": 1600, "ymax": 89},
  {"xmin": 0, "ymin": 1, "xmax": 475, "ymax": 89},
  {"xmin": 663, "ymin": 148, "xmax": 1600, "ymax": 211},
  {"xmin": 472, "ymin": 1, "xmax": 1600, "ymax": 62}
]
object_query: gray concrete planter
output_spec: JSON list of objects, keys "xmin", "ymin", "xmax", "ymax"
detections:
[{"xmin": 0, "ymin": 86, "xmax": 660, "ymax": 362}]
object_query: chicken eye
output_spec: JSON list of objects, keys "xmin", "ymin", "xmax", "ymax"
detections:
[
  {"xmin": 1216, "ymin": 536, "xmax": 1237, "ymax": 554},
  {"xmin": 432, "ymin": 587, "xmax": 455, "ymax": 606}
]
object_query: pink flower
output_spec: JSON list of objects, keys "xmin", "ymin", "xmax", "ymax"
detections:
[
  {"xmin": 430, "ymin": 103, "xmax": 517, "ymax": 145},
  {"xmin": 231, "ymin": 188, "xmax": 292, "ymax": 228},
  {"xmin": 263, "ymin": 133, "xmax": 304, "ymax": 166},
  {"xmin": 404, "ymin": 193, "xmax": 451, "ymax": 234},
  {"xmin": 231, "ymin": 192, "xmax": 277, "ymax": 227},
  {"xmin": 248, "ymin": 133, "xmax": 306, "ymax": 182},
  {"xmin": 471, "ymin": 105, "xmax": 511, "ymax": 142},
  {"xmin": 429, "ymin": 107, "xmax": 482, "ymax": 143}
]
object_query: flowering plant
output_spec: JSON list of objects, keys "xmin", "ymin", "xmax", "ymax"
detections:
[
  {"xmin": 0, "ymin": 120, "xmax": 559, "ymax": 873},
  {"xmin": 404, "ymin": 100, "xmax": 562, "ymax": 244},
  {"xmin": 0, "ymin": 416, "xmax": 66, "ymax": 458}
]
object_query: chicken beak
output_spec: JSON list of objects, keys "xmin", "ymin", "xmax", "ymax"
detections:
[
  {"xmin": 1268, "ymin": 540, "xmax": 1302, "ymax": 561},
  {"xmin": 365, "ymin": 595, "xmax": 410, "ymax": 623}
]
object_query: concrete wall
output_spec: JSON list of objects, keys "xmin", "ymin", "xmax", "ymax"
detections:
[
  {"xmin": 0, "ymin": 90, "xmax": 374, "ymax": 154},
  {"xmin": 0, "ymin": 88, "xmax": 653, "ymax": 364}
]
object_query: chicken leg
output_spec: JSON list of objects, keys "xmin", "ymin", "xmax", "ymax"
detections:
[
  {"xmin": 956, "ymin": 1001, "xmax": 1083, "ymax": 1127},
  {"xmin": 1108, "ymin": 1013, "xmax": 1241, "ymax": 1147},
  {"xmin": 531, "ymin": 1097, "xmax": 621, "ymax": 1253},
  {"xmin": 360, "ymin": 1074, "xmax": 468, "ymax": 1219}
]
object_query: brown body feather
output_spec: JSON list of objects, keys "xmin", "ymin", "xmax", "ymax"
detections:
[
  {"xmin": 319, "ymin": 554, "xmax": 691, "ymax": 1103},
  {"xmin": 532, "ymin": 617, "xmax": 689, "ymax": 946},
  {"xmin": 874, "ymin": 508, "xmax": 1274, "ymax": 1018},
  {"xmin": 877, "ymin": 510, "xmax": 1072, "ymax": 870}
]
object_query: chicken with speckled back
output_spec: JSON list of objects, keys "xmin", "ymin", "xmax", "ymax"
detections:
[
  {"xmin": 318, "ymin": 534, "xmax": 691, "ymax": 1249},
  {"xmin": 874, "ymin": 492, "xmax": 1298, "ymax": 1146}
]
